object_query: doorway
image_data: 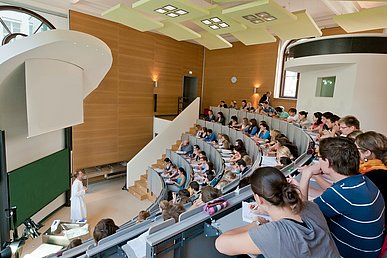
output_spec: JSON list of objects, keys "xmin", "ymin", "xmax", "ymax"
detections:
[{"xmin": 182, "ymin": 76, "xmax": 198, "ymax": 110}]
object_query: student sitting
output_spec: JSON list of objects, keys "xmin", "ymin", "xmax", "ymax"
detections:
[
  {"xmin": 162, "ymin": 158, "xmax": 173, "ymax": 175},
  {"xmin": 245, "ymin": 119, "xmax": 259, "ymax": 136},
  {"xmin": 286, "ymin": 108, "xmax": 299, "ymax": 123},
  {"xmin": 229, "ymin": 146, "xmax": 246, "ymax": 164},
  {"xmin": 195, "ymin": 126, "xmax": 207, "ymax": 138},
  {"xmin": 228, "ymin": 116, "xmax": 240, "ymax": 129},
  {"xmin": 319, "ymin": 111, "xmax": 334, "ymax": 134},
  {"xmin": 242, "ymin": 155, "xmax": 252, "ymax": 167},
  {"xmin": 219, "ymin": 134, "xmax": 230, "ymax": 150},
  {"xmin": 308, "ymin": 112, "xmax": 323, "ymax": 133},
  {"xmin": 236, "ymin": 159, "xmax": 249, "ymax": 175},
  {"xmin": 240, "ymin": 118, "xmax": 250, "ymax": 132},
  {"xmin": 355, "ymin": 131, "xmax": 387, "ymax": 222},
  {"xmin": 167, "ymin": 167, "xmax": 186, "ymax": 192},
  {"xmin": 229, "ymin": 100, "xmax": 238, "ymax": 109},
  {"xmin": 93, "ymin": 218, "xmax": 119, "ymax": 243},
  {"xmin": 262, "ymin": 101, "xmax": 275, "ymax": 116},
  {"xmin": 246, "ymin": 102, "xmax": 255, "ymax": 112},
  {"xmin": 171, "ymin": 189, "xmax": 191, "ymax": 205},
  {"xmin": 240, "ymin": 100, "xmax": 247, "ymax": 110},
  {"xmin": 188, "ymin": 181, "xmax": 201, "ymax": 202},
  {"xmin": 297, "ymin": 111, "xmax": 310, "ymax": 129},
  {"xmin": 205, "ymin": 129, "xmax": 217, "ymax": 142},
  {"xmin": 216, "ymin": 111, "xmax": 226, "ymax": 126},
  {"xmin": 266, "ymin": 129, "xmax": 281, "ymax": 146},
  {"xmin": 320, "ymin": 114, "xmax": 340, "ymax": 139},
  {"xmin": 256, "ymin": 122, "xmax": 270, "ymax": 141},
  {"xmin": 178, "ymin": 140, "xmax": 193, "ymax": 155},
  {"xmin": 339, "ymin": 115, "xmax": 360, "ymax": 136},
  {"xmin": 299, "ymin": 137, "xmax": 385, "ymax": 258},
  {"xmin": 218, "ymin": 100, "xmax": 228, "ymax": 108},
  {"xmin": 191, "ymin": 186, "xmax": 222, "ymax": 209},
  {"xmin": 205, "ymin": 110, "xmax": 216, "ymax": 122},
  {"xmin": 136, "ymin": 210, "xmax": 150, "ymax": 224},
  {"xmin": 215, "ymin": 167, "xmax": 340, "ymax": 257},
  {"xmin": 275, "ymin": 106, "xmax": 289, "ymax": 119}
]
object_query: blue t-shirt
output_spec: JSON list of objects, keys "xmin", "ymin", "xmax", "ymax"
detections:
[
  {"xmin": 258, "ymin": 130, "xmax": 270, "ymax": 140},
  {"xmin": 205, "ymin": 133, "xmax": 217, "ymax": 142},
  {"xmin": 314, "ymin": 175, "xmax": 385, "ymax": 258}
]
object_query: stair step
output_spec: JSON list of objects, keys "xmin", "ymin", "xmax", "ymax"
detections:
[
  {"xmin": 140, "ymin": 174, "xmax": 147, "ymax": 181},
  {"xmin": 135, "ymin": 180, "xmax": 147, "ymax": 192},
  {"xmin": 128, "ymin": 186, "xmax": 147, "ymax": 200}
]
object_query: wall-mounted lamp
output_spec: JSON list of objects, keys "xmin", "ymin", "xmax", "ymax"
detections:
[
  {"xmin": 253, "ymin": 87, "xmax": 259, "ymax": 94},
  {"xmin": 153, "ymin": 80, "xmax": 158, "ymax": 88},
  {"xmin": 188, "ymin": 71, "xmax": 193, "ymax": 75}
]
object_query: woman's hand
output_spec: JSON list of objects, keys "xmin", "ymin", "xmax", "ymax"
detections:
[{"xmin": 255, "ymin": 216, "xmax": 270, "ymax": 225}]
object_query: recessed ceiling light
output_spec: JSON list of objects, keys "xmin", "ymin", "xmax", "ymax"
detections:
[
  {"xmin": 155, "ymin": 8, "xmax": 167, "ymax": 14},
  {"xmin": 163, "ymin": 5, "xmax": 177, "ymax": 11},
  {"xmin": 209, "ymin": 25, "xmax": 220, "ymax": 30},
  {"xmin": 202, "ymin": 19, "xmax": 212, "ymax": 25},
  {"xmin": 210, "ymin": 17, "xmax": 222, "ymax": 23},
  {"xmin": 175, "ymin": 9, "xmax": 188, "ymax": 15},
  {"xmin": 167, "ymin": 13, "xmax": 179, "ymax": 17},
  {"xmin": 251, "ymin": 19, "xmax": 264, "ymax": 24},
  {"xmin": 256, "ymin": 12, "xmax": 271, "ymax": 18},
  {"xmin": 219, "ymin": 23, "xmax": 229, "ymax": 28},
  {"xmin": 242, "ymin": 15, "xmax": 257, "ymax": 21},
  {"xmin": 263, "ymin": 16, "xmax": 277, "ymax": 21}
]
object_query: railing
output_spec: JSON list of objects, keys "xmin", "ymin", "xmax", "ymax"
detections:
[{"xmin": 126, "ymin": 97, "xmax": 200, "ymax": 187}]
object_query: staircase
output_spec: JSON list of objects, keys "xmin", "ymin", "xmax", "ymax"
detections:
[{"xmin": 128, "ymin": 126, "xmax": 197, "ymax": 201}]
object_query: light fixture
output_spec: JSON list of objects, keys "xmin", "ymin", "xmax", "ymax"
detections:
[
  {"xmin": 201, "ymin": 17, "xmax": 230, "ymax": 30},
  {"xmin": 155, "ymin": 8, "xmax": 167, "ymax": 14},
  {"xmin": 153, "ymin": 5, "xmax": 189, "ymax": 18},
  {"xmin": 164, "ymin": 5, "xmax": 177, "ymax": 11},
  {"xmin": 175, "ymin": 9, "xmax": 188, "ymax": 15},
  {"xmin": 242, "ymin": 12, "xmax": 277, "ymax": 24},
  {"xmin": 153, "ymin": 80, "xmax": 158, "ymax": 88},
  {"xmin": 210, "ymin": 17, "xmax": 221, "ymax": 23},
  {"xmin": 167, "ymin": 13, "xmax": 178, "ymax": 17},
  {"xmin": 254, "ymin": 87, "xmax": 259, "ymax": 94},
  {"xmin": 202, "ymin": 19, "xmax": 211, "ymax": 25}
]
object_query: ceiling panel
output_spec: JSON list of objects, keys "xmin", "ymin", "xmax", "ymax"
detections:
[
  {"xmin": 157, "ymin": 20, "xmax": 201, "ymax": 41},
  {"xmin": 194, "ymin": 31, "xmax": 232, "ymax": 50},
  {"xmin": 101, "ymin": 4, "xmax": 163, "ymax": 32},
  {"xmin": 132, "ymin": 0, "xmax": 209, "ymax": 23},
  {"xmin": 231, "ymin": 27, "xmax": 276, "ymax": 45},
  {"xmin": 193, "ymin": 6, "xmax": 247, "ymax": 35},
  {"xmin": 333, "ymin": 5, "xmax": 387, "ymax": 32},
  {"xmin": 270, "ymin": 10, "xmax": 322, "ymax": 41},
  {"xmin": 222, "ymin": 0, "xmax": 297, "ymax": 29}
]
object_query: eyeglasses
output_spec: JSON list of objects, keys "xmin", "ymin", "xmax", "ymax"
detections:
[{"xmin": 339, "ymin": 126, "xmax": 349, "ymax": 130}]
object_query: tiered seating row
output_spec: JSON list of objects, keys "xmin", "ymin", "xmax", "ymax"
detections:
[{"xmin": 73, "ymin": 108, "xmax": 315, "ymax": 258}]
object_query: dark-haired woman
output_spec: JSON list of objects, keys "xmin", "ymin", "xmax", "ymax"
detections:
[
  {"xmin": 216, "ymin": 111, "xmax": 226, "ymax": 126},
  {"xmin": 167, "ymin": 167, "xmax": 186, "ymax": 192},
  {"xmin": 93, "ymin": 218, "xmax": 118, "ymax": 243},
  {"xmin": 308, "ymin": 112, "xmax": 323, "ymax": 133},
  {"xmin": 245, "ymin": 119, "xmax": 259, "ymax": 136},
  {"xmin": 298, "ymin": 111, "xmax": 310, "ymax": 129},
  {"xmin": 215, "ymin": 167, "xmax": 340, "ymax": 257}
]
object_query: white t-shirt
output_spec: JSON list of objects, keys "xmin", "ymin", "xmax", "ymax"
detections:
[{"xmin": 287, "ymin": 114, "xmax": 299, "ymax": 123}]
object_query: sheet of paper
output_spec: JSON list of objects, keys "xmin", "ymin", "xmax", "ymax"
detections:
[{"xmin": 242, "ymin": 201, "xmax": 272, "ymax": 223}]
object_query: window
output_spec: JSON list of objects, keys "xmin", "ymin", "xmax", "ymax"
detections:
[
  {"xmin": 316, "ymin": 76, "xmax": 336, "ymax": 97},
  {"xmin": 278, "ymin": 40, "xmax": 300, "ymax": 99},
  {"xmin": 0, "ymin": 6, "xmax": 55, "ymax": 45}
]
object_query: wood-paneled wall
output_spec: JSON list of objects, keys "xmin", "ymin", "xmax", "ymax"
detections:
[
  {"xmin": 70, "ymin": 11, "xmax": 203, "ymax": 170},
  {"xmin": 202, "ymin": 41, "xmax": 281, "ymax": 111}
]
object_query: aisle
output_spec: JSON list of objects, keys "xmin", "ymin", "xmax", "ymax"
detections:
[{"xmin": 22, "ymin": 177, "xmax": 152, "ymax": 257}]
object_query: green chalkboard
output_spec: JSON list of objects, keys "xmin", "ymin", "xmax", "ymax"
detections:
[{"xmin": 8, "ymin": 148, "xmax": 70, "ymax": 226}]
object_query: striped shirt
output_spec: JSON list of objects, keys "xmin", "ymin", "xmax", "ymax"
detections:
[{"xmin": 314, "ymin": 174, "xmax": 385, "ymax": 258}]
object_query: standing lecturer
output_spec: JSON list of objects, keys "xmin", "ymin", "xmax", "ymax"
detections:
[{"xmin": 71, "ymin": 170, "xmax": 87, "ymax": 222}]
